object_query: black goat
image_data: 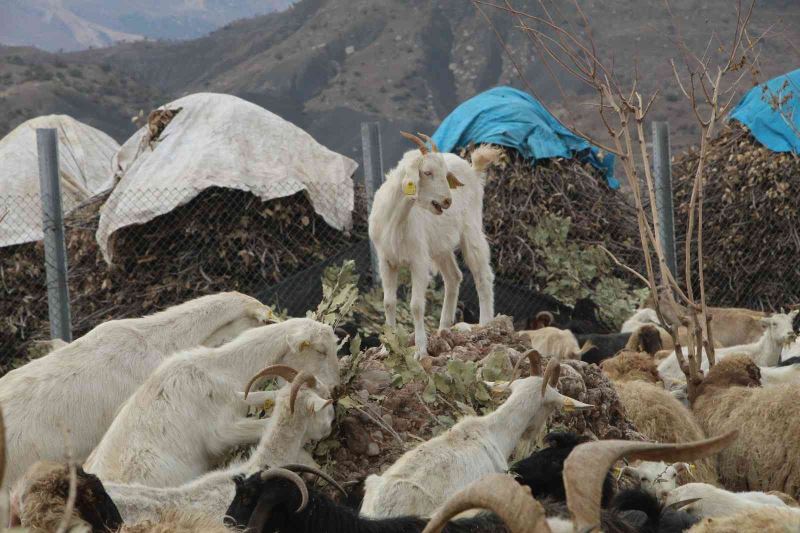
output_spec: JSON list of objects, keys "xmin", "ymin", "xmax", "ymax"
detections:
[
  {"xmin": 225, "ymin": 468, "xmax": 647, "ymax": 533},
  {"xmin": 509, "ymin": 431, "xmax": 615, "ymax": 507},
  {"xmin": 609, "ymin": 489, "xmax": 699, "ymax": 533},
  {"xmin": 224, "ymin": 470, "xmax": 509, "ymax": 533},
  {"xmin": 524, "ymin": 297, "xmax": 613, "ymax": 335},
  {"xmin": 778, "ymin": 355, "xmax": 800, "ymax": 367},
  {"xmin": 575, "ymin": 332, "xmax": 633, "ymax": 364}
]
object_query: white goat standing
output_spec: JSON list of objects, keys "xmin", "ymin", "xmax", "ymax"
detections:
[
  {"xmin": 359, "ymin": 352, "xmax": 593, "ymax": 518},
  {"xmin": 83, "ymin": 318, "xmax": 339, "ymax": 487},
  {"xmin": 657, "ymin": 310, "xmax": 798, "ymax": 386},
  {"xmin": 0, "ymin": 291, "xmax": 273, "ymax": 490},
  {"xmin": 368, "ymin": 132, "xmax": 501, "ymax": 357},
  {"xmin": 12, "ymin": 368, "xmax": 337, "ymax": 525}
]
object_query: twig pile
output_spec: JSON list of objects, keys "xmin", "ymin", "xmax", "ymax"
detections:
[
  {"xmin": 673, "ymin": 122, "xmax": 800, "ymax": 309},
  {"xmin": 0, "ymin": 188, "xmax": 367, "ymax": 366},
  {"xmin": 312, "ymin": 316, "xmax": 643, "ymax": 497}
]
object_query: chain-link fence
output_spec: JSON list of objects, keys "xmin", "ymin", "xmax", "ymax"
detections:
[{"xmin": 2, "ymin": 125, "xmax": 798, "ymax": 366}]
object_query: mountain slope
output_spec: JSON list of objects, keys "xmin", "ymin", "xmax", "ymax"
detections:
[
  {"xmin": 0, "ymin": 0, "xmax": 292, "ymax": 52},
  {"xmin": 2, "ymin": 0, "xmax": 799, "ymax": 167}
]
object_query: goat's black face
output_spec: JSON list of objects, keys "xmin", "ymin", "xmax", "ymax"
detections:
[{"xmin": 225, "ymin": 474, "xmax": 298, "ymax": 532}]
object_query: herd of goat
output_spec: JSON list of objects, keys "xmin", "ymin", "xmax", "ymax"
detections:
[{"xmin": 1, "ymin": 134, "xmax": 799, "ymax": 532}]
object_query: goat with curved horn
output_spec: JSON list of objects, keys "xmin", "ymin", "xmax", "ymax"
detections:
[
  {"xmin": 564, "ymin": 430, "xmax": 739, "ymax": 531},
  {"xmin": 244, "ymin": 364, "xmax": 299, "ymax": 399},
  {"xmin": 288, "ymin": 371, "xmax": 320, "ymax": 414},
  {"xmin": 279, "ymin": 463, "xmax": 347, "ymax": 498},
  {"xmin": 417, "ymin": 132, "xmax": 440, "ymax": 153},
  {"xmin": 422, "ymin": 473, "xmax": 551, "ymax": 533},
  {"xmin": 250, "ymin": 468, "xmax": 309, "ymax": 525},
  {"xmin": 400, "ymin": 131, "xmax": 428, "ymax": 154},
  {"xmin": 540, "ymin": 358, "xmax": 561, "ymax": 398}
]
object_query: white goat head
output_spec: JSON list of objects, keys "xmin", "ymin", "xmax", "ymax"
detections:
[
  {"xmin": 762, "ymin": 310, "xmax": 799, "ymax": 346},
  {"xmin": 398, "ymin": 131, "xmax": 462, "ymax": 216},
  {"xmin": 621, "ymin": 460, "xmax": 692, "ymax": 500},
  {"xmin": 276, "ymin": 319, "xmax": 340, "ymax": 388},
  {"xmin": 240, "ymin": 364, "xmax": 334, "ymax": 442}
]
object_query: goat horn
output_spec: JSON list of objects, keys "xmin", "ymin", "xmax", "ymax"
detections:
[
  {"xmin": 541, "ymin": 358, "xmax": 560, "ymax": 398},
  {"xmin": 257, "ymin": 467, "xmax": 308, "ymax": 513},
  {"xmin": 422, "ymin": 473, "xmax": 551, "ymax": 533},
  {"xmin": 289, "ymin": 371, "xmax": 317, "ymax": 414},
  {"xmin": 526, "ymin": 350, "xmax": 543, "ymax": 377},
  {"xmin": 564, "ymin": 430, "xmax": 739, "ymax": 530},
  {"xmin": 400, "ymin": 131, "xmax": 428, "ymax": 155},
  {"xmin": 281, "ymin": 464, "xmax": 348, "ymax": 498},
  {"xmin": 417, "ymin": 132, "xmax": 439, "ymax": 153},
  {"xmin": 665, "ymin": 497, "xmax": 702, "ymax": 511},
  {"xmin": 243, "ymin": 365, "xmax": 298, "ymax": 400}
]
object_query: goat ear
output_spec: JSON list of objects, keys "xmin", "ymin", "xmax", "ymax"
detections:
[
  {"xmin": 236, "ymin": 390, "xmax": 278, "ymax": 408},
  {"xmin": 760, "ymin": 317, "xmax": 773, "ymax": 328},
  {"xmin": 446, "ymin": 171, "xmax": 464, "ymax": 189},
  {"xmin": 286, "ymin": 329, "xmax": 314, "ymax": 353},
  {"xmin": 673, "ymin": 462, "xmax": 692, "ymax": 476},
  {"xmin": 308, "ymin": 396, "xmax": 333, "ymax": 414}
]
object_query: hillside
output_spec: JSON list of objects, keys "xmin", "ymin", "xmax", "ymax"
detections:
[
  {"xmin": 0, "ymin": 0, "xmax": 292, "ymax": 52},
  {"xmin": 1, "ymin": 0, "xmax": 799, "ymax": 166}
]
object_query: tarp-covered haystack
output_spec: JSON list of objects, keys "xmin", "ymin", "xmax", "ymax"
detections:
[
  {"xmin": 430, "ymin": 87, "xmax": 644, "ymax": 327},
  {"xmin": 674, "ymin": 70, "xmax": 800, "ymax": 308},
  {"xmin": 0, "ymin": 95, "xmax": 361, "ymax": 364},
  {"xmin": 0, "ymin": 115, "xmax": 118, "ymax": 248},
  {"xmin": 97, "ymin": 92, "xmax": 359, "ymax": 263}
]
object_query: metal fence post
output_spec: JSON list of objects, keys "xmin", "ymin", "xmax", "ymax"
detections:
[
  {"xmin": 361, "ymin": 122, "xmax": 384, "ymax": 286},
  {"xmin": 652, "ymin": 121, "xmax": 677, "ymax": 279},
  {"xmin": 37, "ymin": 128, "xmax": 72, "ymax": 342}
]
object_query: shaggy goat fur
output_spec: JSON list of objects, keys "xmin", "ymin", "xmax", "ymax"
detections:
[
  {"xmin": 12, "ymin": 461, "xmax": 124, "ymax": 532},
  {"xmin": 0, "ymin": 291, "xmax": 271, "ymax": 490},
  {"xmin": 615, "ymin": 381, "xmax": 718, "ymax": 486},
  {"xmin": 686, "ymin": 506, "xmax": 800, "ymax": 532},
  {"xmin": 692, "ymin": 355, "xmax": 800, "ymax": 498},
  {"xmin": 664, "ymin": 482, "xmax": 797, "ymax": 519},
  {"xmin": 116, "ymin": 508, "xmax": 235, "ymax": 532},
  {"xmin": 601, "ymin": 352, "xmax": 661, "ymax": 384},
  {"xmin": 368, "ymin": 136, "xmax": 501, "ymax": 357}
]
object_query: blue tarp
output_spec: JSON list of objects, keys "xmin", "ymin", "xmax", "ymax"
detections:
[
  {"xmin": 432, "ymin": 86, "xmax": 618, "ymax": 189},
  {"xmin": 730, "ymin": 68, "xmax": 800, "ymax": 154}
]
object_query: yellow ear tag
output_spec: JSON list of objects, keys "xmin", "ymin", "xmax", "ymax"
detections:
[
  {"xmin": 262, "ymin": 398, "xmax": 275, "ymax": 411},
  {"xmin": 563, "ymin": 398, "xmax": 575, "ymax": 413},
  {"xmin": 612, "ymin": 467, "xmax": 622, "ymax": 479},
  {"xmin": 403, "ymin": 181, "xmax": 417, "ymax": 196},
  {"xmin": 299, "ymin": 340, "xmax": 311, "ymax": 350}
]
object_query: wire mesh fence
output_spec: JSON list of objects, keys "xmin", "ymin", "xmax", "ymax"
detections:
[{"xmin": 2, "ymin": 136, "xmax": 798, "ymax": 366}]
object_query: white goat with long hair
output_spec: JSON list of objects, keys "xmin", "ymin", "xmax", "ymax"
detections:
[
  {"xmin": 12, "ymin": 367, "xmax": 338, "ymax": 526},
  {"xmin": 359, "ymin": 351, "xmax": 593, "ymax": 518},
  {"xmin": 368, "ymin": 132, "xmax": 501, "ymax": 357},
  {"xmin": 0, "ymin": 291, "xmax": 273, "ymax": 490},
  {"xmin": 83, "ymin": 319, "xmax": 339, "ymax": 487}
]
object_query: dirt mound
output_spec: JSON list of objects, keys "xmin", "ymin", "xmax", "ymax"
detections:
[{"xmin": 311, "ymin": 316, "xmax": 644, "ymax": 498}]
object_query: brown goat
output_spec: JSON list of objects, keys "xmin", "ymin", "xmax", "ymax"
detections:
[
  {"xmin": 692, "ymin": 355, "xmax": 800, "ymax": 498},
  {"xmin": 601, "ymin": 351, "xmax": 660, "ymax": 384}
]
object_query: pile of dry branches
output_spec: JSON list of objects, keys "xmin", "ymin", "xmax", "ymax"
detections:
[
  {"xmin": 0, "ymin": 188, "xmax": 367, "ymax": 366},
  {"xmin": 478, "ymin": 148, "xmax": 642, "ymax": 283},
  {"xmin": 673, "ymin": 121, "xmax": 800, "ymax": 309},
  {"xmin": 311, "ymin": 316, "xmax": 642, "ymax": 496}
]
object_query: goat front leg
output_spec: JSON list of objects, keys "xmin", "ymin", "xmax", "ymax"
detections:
[
  {"xmin": 434, "ymin": 252, "xmax": 463, "ymax": 331},
  {"xmin": 409, "ymin": 263, "xmax": 431, "ymax": 359},
  {"xmin": 461, "ymin": 230, "xmax": 495, "ymax": 325},
  {"xmin": 379, "ymin": 256, "xmax": 399, "ymax": 327}
]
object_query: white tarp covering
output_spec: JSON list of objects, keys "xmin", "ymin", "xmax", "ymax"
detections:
[
  {"xmin": 0, "ymin": 115, "xmax": 118, "ymax": 248},
  {"xmin": 96, "ymin": 92, "xmax": 358, "ymax": 263}
]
